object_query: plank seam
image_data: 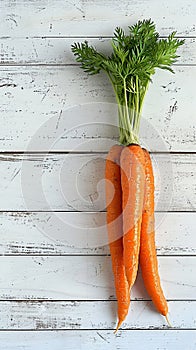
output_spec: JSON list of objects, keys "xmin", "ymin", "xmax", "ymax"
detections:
[
  {"xmin": 0, "ymin": 63, "xmax": 196, "ymax": 67},
  {"xmin": 0, "ymin": 299, "xmax": 195, "ymax": 302},
  {"xmin": 0, "ymin": 151, "xmax": 195, "ymax": 155},
  {"xmin": 0, "ymin": 254, "xmax": 195, "ymax": 257},
  {"xmin": 1, "ymin": 36, "xmax": 196, "ymax": 39},
  {"xmin": 0, "ymin": 328, "xmax": 194, "ymax": 332},
  {"xmin": 0, "ymin": 210, "xmax": 194, "ymax": 213}
]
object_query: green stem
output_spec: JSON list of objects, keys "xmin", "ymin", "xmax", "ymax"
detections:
[
  {"xmin": 122, "ymin": 79, "xmax": 138, "ymax": 145},
  {"xmin": 106, "ymin": 73, "xmax": 127, "ymax": 143},
  {"xmin": 133, "ymin": 80, "xmax": 150, "ymax": 135},
  {"xmin": 135, "ymin": 75, "xmax": 139, "ymax": 118},
  {"xmin": 132, "ymin": 76, "xmax": 140, "ymax": 133},
  {"xmin": 106, "ymin": 72, "xmax": 142, "ymax": 146},
  {"xmin": 123, "ymin": 79, "xmax": 130, "ymax": 128}
]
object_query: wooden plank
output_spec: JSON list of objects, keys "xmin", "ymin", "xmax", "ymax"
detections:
[
  {"xmin": 0, "ymin": 66, "xmax": 195, "ymax": 152},
  {"xmin": 0, "ymin": 301, "xmax": 195, "ymax": 330},
  {"xmin": 0, "ymin": 212, "xmax": 195, "ymax": 255},
  {"xmin": 0, "ymin": 330, "xmax": 195, "ymax": 350},
  {"xmin": 0, "ymin": 37, "xmax": 195, "ymax": 65},
  {"xmin": 0, "ymin": 153, "xmax": 195, "ymax": 211},
  {"xmin": 0, "ymin": 256, "xmax": 195, "ymax": 300},
  {"xmin": 0, "ymin": 0, "xmax": 195, "ymax": 36}
]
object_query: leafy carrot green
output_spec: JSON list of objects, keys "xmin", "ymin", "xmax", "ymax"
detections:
[{"xmin": 72, "ymin": 19, "xmax": 184, "ymax": 145}]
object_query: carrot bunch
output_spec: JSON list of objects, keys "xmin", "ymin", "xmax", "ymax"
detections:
[
  {"xmin": 106, "ymin": 145, "xmax": 171, "ymax": 332},
  {"xmin": 72, "ymin": 19, "xmax": 184, "ymax": 331}
]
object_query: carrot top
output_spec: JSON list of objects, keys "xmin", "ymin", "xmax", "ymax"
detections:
[{"xmin": 71, "ymin": 19, "xmax": 184, "ymax": 145}]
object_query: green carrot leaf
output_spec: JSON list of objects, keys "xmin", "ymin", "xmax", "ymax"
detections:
[{"xmin": 71, "ymin": 19, "xmax": 184, "ymax": 145}]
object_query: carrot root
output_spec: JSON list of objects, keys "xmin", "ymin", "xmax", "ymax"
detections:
[
  {"xmin": 121, "ymin": 144, "xmax": 145, "ymax": 288},
  {"xmin": 165, "ymin": 314, "xmax": 172, "ymax": 328},
  {"xmin": 140, "ymin": 148, "xmax": 169, "ymax": 317},
  {"xmin": 114, "ymin": 319, "xmax": 123, "ymax": 334},
  {"xmin": 106, "ymin": 145, "xmax": 130, "ymax": 331}
]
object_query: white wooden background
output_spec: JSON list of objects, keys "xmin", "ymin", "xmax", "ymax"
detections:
[{"xmin": 0, "ymin": 1, "xmax": 196, "ymax": 349}]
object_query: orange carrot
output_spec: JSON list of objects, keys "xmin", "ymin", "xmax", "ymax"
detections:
[
  {"xmin": 72, "ymin": 20, "xmax": 183, "ymax": 330},
  {"xmin": 120, "ymin": 144, "xmax": 145, "ymax": 288},
  {"xmin": 140, "ymin": 148, "xmax": 169, "ymax": 318},
  {"xmin": 105, "ymin": 145, "xmax": 130, "ymax": 331}
]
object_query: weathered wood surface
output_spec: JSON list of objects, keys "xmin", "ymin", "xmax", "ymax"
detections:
[
  {"xmin": 0, "ymin": 37, "xmax": 195, "ymax": 65},
  {"xmin": 0, "ymin": 301, "xmax": 195, "ymax": 330},
  {"xmin": 0, "ymin": 67, "xmax": 195, "ymax": 152},
  {"xmin": 1, "ymin": 330, "xmax": 196, "ymax": 350},
  {"xmin": 0, "ymin": 0, "xmax": 196, "ymax": 36},
  {"xmin": 0, "ymin": 153, "xmax": 195, "ymax": 211},
  {"xmin": 0, "ymin": 1, "xmax": 195, "ymax": 345},
  {"xmin": 0, "ymin": 256, "xmax": 195, "ymax": 300},
  {"xmin": 0, "ymin": 330, "xmax": 195, "ymax": 350},
  {"xmin": 0, "ymin": 212, "xmax": 195, "ymax": 255}
]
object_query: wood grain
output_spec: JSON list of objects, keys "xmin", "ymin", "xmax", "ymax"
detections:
[
  {"xmin": 0, "ymin": 330, "xmax": 195, "ymax": 350},
  {"xmin": 0, "ymin": 37, "xmax": 195, "ymax": 65},
  {"xmin": 0, "ymin": 153, "xmax": 195, "ymax": 211},
  {"xmin": 0, "ymin": 300, "xmax": 195, "ymax": 330},
  {"xmin": 0, "ymin": 66, "xmax": 195, "ymax": 152},
  {"xmin": 0, "ymin": 0, "xmax": 195, "ymax": 36},
  {"xmin": 0, "ymin": 256, "xmax": 195, "ymax": 300},
  {"xmin": 0, "ymin": 1, "xmax": 195, "ymax": 345},
  {"xmin": 0, "ymin": 212, "xmax": 195, "ymax": 255}
]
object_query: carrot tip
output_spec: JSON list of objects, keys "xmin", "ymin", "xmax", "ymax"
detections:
[
  {"xmin": 165, "ymin": 314, "xmax": 172, "ymax": 328},
  {"xmin": 114, "ymin": 319, "xmax": 123, "ymax": 334}
]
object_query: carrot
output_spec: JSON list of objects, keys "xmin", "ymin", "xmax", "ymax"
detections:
[
  {"xmin": 72, "ymin": 19, "xmax": 183, "ymax": 331},
  {"xmin": 105, "ymin": 145, "xmax": 130, "ymax": 331},
  {"xmin": 140, "ymin": 148, "xmax": 169, "ymax": 319},
  {"xmin": 120, "ymin": 144, "xmax": 145, "ymax": 288}
]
